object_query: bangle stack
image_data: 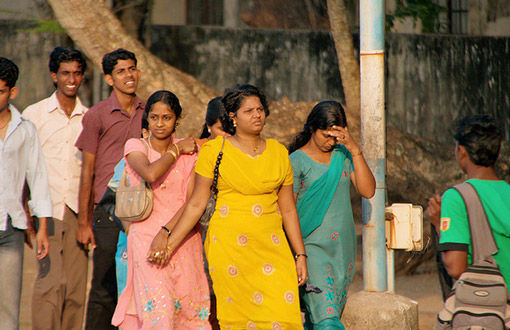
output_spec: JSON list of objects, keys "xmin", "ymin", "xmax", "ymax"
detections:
[
  {"xmin": 166, "ymin": 144, "xmax": 181, "ymax": 160},
  {"xmin": 295, "ymin": 253, "xmax": 308, "ymax": 260}
]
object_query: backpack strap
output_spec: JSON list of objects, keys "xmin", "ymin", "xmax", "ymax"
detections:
[{"xmin": 453, "ymin": 182, "xmax": 498, "ymax": 265}]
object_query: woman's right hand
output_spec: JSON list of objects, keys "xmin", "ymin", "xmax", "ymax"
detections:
[
  {"xmin": 175, "ymin": 138, "xmax": 198, "ymax": 155},
  {"xmin": 296, "ymin": 256, "xmax": 308, "ymax": 286},
  {"xmin": 147, "ymin": 229, "xmax": 170, "ymax": 266}
]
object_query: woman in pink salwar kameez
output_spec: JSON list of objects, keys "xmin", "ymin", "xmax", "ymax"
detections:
[{"xmin": 112, "ymin": 90, "xmax": 211, "ymax": 329}]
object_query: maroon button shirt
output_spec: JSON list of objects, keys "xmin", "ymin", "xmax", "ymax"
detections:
[{"xmin": 75, "ymin": 92, "xmax": 144, "ymax": 203}]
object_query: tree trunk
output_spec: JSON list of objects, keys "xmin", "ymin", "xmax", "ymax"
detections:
[
  {"xmin": 47, "ymin": 0, "xmax": 217, "ymax": 135},
  {"xmin": 327, "ymin": 0, "xmax": 360, "ymax": 116}
]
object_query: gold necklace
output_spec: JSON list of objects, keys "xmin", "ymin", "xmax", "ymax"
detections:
[
  {"xmin": 234, "ymin": 136, "xmax": 262, "ymax": 155},
  {"xmin": 147, "ymin": 135, "xmax": 172, "ymax": 154},
  {"xmin": 251, "ymin": 139, "xmax": 264, "ymax": 155}
]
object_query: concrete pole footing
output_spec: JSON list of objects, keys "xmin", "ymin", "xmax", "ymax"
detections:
[{"xmin": 342, "ymin": 290, "xmax": 419, "ymax": 329}]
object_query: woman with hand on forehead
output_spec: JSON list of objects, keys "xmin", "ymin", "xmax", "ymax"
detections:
[
  {"xmin": 289, "ymin": 101, "xmax": 375, "ymax": 329},
  {"xmin": 152, "ymin": 84, "xmax": 308, "ymax": 329}
]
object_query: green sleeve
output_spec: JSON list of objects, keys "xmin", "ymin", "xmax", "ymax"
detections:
[{"xmin": 438, "ymin": 188, "xmax": 470, "ymax": 252}]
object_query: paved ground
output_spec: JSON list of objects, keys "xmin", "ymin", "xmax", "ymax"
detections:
[
  {"xmin": 20, "ymin": 245, "xmax": 443, "ymax": 329},
  {"xmin": 348, "ymin": 272, "xmax": 443, "ymax": 329}
]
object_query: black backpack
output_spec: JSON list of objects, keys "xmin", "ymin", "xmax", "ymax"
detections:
[{"xmin": 436, "ymin": 182, "xmax": 510, "ymax": 330}]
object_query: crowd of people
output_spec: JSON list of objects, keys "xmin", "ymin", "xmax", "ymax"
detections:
[
  {"xmin": 0, "ymin": 45, "xmax": 507, "ymax": 330},
  {"xmin": 0, "ymin": 46, "xmax": 376, "ymax": 330}
]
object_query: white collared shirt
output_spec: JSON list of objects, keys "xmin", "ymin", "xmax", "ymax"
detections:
[
  {"xmin": 0, "ymin": 105, "xmax": 52, "ymax": 230},
  {"xmin": 23, "ymin": 92, "xmax": 87, "ymax": 220}
]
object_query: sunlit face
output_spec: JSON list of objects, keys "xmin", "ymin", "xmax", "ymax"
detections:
[
  {"xmin": 51, "ymin": 61, "xmax": 84, "ymax": 98},
  {"xmin": 147, "ymin": 101, "xmax": 177, "ymax": 140},
  {"xmin": 0, "ymin": 79, "xmax": 17, "ymax": 114},
  {"xmin": 310, "ymin": 128, "xmax": 336, "ymax": 152},
  {"xmin": 105, "ymin": 59, "xmax": 140, "ymax": 96},
  {"xmin": 231, "ymin": 95, "xmax": 266, "ymax": 135},
  {"xmin": 208, "ymin": 119, "xmax": 228, "ymax": 139}
]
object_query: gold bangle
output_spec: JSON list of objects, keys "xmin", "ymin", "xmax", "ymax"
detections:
[
  {"xmin": 352, "ymin": 150, "xmax": 363, "ymax": 157},
  {"xmin": 167, "ymin": 149, "xmax": 177, "ymax": 160},
  {"xmin": 174, "ymin": 144, "xmax": 180, "ymax": 157}
]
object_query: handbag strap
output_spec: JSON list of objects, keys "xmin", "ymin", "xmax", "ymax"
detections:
[
  {"xmin": 453, "ymin": 182, "xmax": 498, "ymax": 265},
  {"xmin": 121, "ymin": 138, "xmax": 151, "ymax": 187},
  {"xmin": 210, "ymin": 137, "xmax": 226, "ymax": 194}
]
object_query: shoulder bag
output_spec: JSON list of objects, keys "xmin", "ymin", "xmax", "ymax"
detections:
[
  {"xmin": 115, "ymin": 139, "xmax": 153, "ymax": 222},
  {"xmin": 436, "ymin": 182, "xmax": 510, "ymax": 330}
]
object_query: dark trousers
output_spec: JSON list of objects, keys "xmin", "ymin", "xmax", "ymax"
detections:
[{"xmin": 85, "ymin": 205, "xmax": 120, "ymax": 330}]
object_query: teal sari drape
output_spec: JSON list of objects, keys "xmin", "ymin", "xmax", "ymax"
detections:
[
  {"xmin": 296, "ymin": 146, "xmax": 345, "ymax": 238},
  {"xmin": 291, "ymin": 145, "xmax": 355, "ymax": 329}
]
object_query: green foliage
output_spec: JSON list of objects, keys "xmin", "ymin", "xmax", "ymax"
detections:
[
  {"xmin": 0, "ymin": 9, "xmax": 16, "ymax": 14},
  {"xmin": 24, "ymin": 20, "xmax": 66, "ymax": 34},
  {"xmin": 386, "ymin": 0, "xmax": 445, "ymax": 33}
]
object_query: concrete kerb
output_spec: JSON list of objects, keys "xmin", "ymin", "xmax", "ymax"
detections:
[{"xmin": 342, "ymin": 290, "xmax": 419, "ymax": 329}]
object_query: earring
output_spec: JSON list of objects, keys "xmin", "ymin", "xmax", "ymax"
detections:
[
  {"xmin": 233, "ymin": 119, "xmax": 237, "ymax": 128},
  {"xmin": 175, "ymin": 122, "xmax": 180, "ymax": 128},
  {"xmin": 207, "ymin": 128, "xmax": 211, "ymax": 133}
]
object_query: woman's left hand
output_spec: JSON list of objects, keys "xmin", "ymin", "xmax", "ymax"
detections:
[
  {"xmin": 296, "ymin": 256, "xmax": 308, "ymax": 286},
  {"xmin": 328, "ymin": 126, "xmax": 360, "ymax": 154},
  {"xmin": 147, "ymin": 229, "xmax": 170, "ymax": 266}
]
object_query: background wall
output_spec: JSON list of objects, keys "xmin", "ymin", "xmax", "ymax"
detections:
[
  {"xmin": 0, "ymin": 21, "xmax": 92, "ymax": 110},
  {"xmin": 150, "ymin": 25, "xmax": 509, "ymax": 143},
  {"xmin": 1, "ymin": 21, "xmax": 508, "ymax": 144}
]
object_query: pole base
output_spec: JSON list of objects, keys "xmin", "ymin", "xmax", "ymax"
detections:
[{"xmin": 342, "ymin": 291, "xmax": 418, "ymax": 329}]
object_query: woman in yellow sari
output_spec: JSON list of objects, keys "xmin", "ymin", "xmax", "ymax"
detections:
[{"xmin": 149, "ymin": 84, "xmax": 307, "ymax": 329}]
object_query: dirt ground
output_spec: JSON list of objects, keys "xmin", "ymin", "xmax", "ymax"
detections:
[{"xmin": 20, "ymin": 244, "xmax": 443, "ymax": 330}]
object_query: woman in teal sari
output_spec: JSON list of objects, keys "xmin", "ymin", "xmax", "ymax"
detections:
[{"xmin": 289, "ymin": 101, "xmax": 375, "ymax": 329}]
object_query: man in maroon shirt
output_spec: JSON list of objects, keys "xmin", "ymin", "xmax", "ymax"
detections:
[{"xmin": 75, "ymin": 48, "xmax": 144, "ymax": 329}]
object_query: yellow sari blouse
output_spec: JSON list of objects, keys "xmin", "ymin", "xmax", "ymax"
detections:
[{"xmin": 195, "ymin": 136, "xmax": 303, "ymax": 329}]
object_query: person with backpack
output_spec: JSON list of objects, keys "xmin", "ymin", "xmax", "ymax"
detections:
[{"xmin": 427, "ymin": 115, "xmax": 510, "ymax": 328}]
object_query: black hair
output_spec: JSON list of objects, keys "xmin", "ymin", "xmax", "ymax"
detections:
[
  {"xmin": 102, "ymin": 48, "xmax": 137, "ymax": 75},
  {"xmin": 200, "ymin": 96, "xmax": 225, "ymax": 139},
  {"xmin": 142, "ymin": 90, "xmax": 182, "ymax": 132},
  {"xmin": 220, "ymin": 84, "xmax": 269, "ymax": 135},
  {"xmin": 0, "ymin": 57, "xmax": 19, "ymax": 88},
  {"xmin": 288, "ymin": 100, "xmax": 347, "ymax": 154},
  {"xmin": 49, "ymin": 47, "xmax": 87, "ymax": 74},
  {"xmin": 454, "ymin": 114, "xmax": 502, "ymax": 167}
]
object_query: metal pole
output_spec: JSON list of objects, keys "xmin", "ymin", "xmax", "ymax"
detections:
[
  {"xmin": 387, "ymin": 247, "xmax": 394, "ymax": 292},
  {"xmin": 223, "ymin": 0, "xmax": 240, "ymax": 28},
  {"xmin": 360, "ymin": 0, "xmax": 387, "ymax": 292}
]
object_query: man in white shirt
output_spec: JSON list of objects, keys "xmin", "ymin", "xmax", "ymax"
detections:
[
  {"xmin": 0, "ymin": 57, "xmax": 51, "ymax": 330},
  {"xmin": 23, "ymin": 47, "xmax": 88, "ymax": 330}
]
